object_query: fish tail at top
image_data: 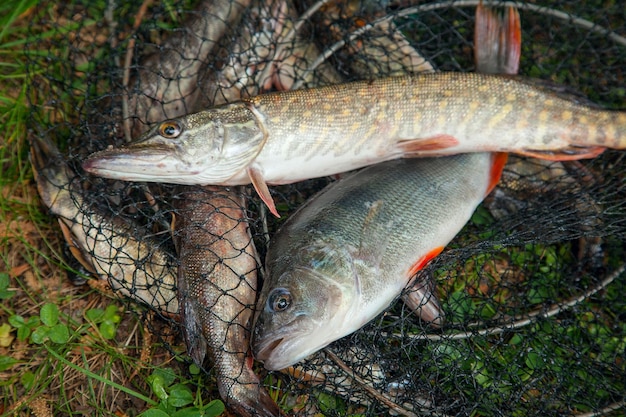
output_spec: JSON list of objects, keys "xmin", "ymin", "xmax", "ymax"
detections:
[{"xmin": 474, "ymin": 1, "xmax": 521, "ymax": 75}]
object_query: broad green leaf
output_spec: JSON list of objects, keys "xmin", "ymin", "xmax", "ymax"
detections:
[
  {"xmin": 139, "ymin": 409, "xmax": 170, "ymax": 417},
  {"xmin": 103, "ymin": 305, "xmax": 121, "ymax": 323},
  {"xmin": 153, "ymin": 368, "xmax": 178, "ymax": 387},
  {"xmin": 40, "ymin": 303, "xmax": 59, "ymax": 327},
  {"xmin": 188, "ymin": 363, "xmax": 201, "ymax": 375},
  {"xmin": 99, "ymin": 321, "xmax": 117, "ymax": 340},
  {"xmin": 8, "ymin": 314, "xmax": 25, "ymax": 328},
  {"xmin": 48, "ymin": 323, "xmax": 70, "ymax": 344},
  {"xmin": 147, "ymin": 373, "xmax": 169, "ymax": 402},
  {"xmin": 168, "ymin": 384, "xmax": 194, "ymax": 407},
  {"xmin": 16, "ymin": 325, "xmax": 31, "ymax": 342},
  {"xmin": 30, "ymin": 326, "xmax": 49, "ymax": 344},
  {"xmin": 202, "ymin": 400, "xmax": 225, "ymax": 416},
  {"xmin": 86, "ymin": 308, "xmax": 104, "ymax": 323},
  {"xmin": 171, "ymin": 408, "xmax": 203, "ymax": 417},
  {"xmin": 0, "ymin": 355, "xmax": 18, "ymax": 371}
]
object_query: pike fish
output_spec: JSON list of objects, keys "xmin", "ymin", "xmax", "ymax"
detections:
[
  {"xmin": 252, "ymin": 152, "xmax": 507, "ymax": 370},
  {"xmin": 30, "ymin": 135, "xmax": 178, "ymax": 314},
  {"xmin": 173, "ymin": 187, "xmax": 279, "ymax": 416},
  {"xmin": 83, "ymin": 72, "xmax": 626, "ymax": 217}
]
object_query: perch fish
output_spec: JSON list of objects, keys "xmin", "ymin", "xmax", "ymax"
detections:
[
  {"xmin": 252, "ymin": 152, "xmax": 507, "ymax": 370},
  {"xmin": 30, "ymin": 136, "xmax": 178, "ymax": 314},
  {"xmin": 83, "ymin": 72, "xmax": 626, "ymax": 217}
]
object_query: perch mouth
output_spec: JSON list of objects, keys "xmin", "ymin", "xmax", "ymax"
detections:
[
  {"xmin": 253, "ymin": 337, "xmax": 284, "ymax": 363},
  {"xmin": 252, "ymin": 320, "xmax": 320, "ymax": 371}
]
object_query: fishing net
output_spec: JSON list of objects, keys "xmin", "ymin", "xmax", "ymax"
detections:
[{"xmin": 24, "ymin": 0, "xmax": 625, "ymax": 415}]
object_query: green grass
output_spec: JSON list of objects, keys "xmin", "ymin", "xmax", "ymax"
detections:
[
  {"xmin": 0, "ymin": 2, "xmax": 224, "ymax": 416},
  {"xmin": 2, "ymin": 1, "xmax": 625, "ymax": 416}
]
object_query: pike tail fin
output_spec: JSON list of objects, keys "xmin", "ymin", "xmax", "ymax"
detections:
[{"xmin": 474, "ymin": 2, "xmax": 518, "ymax": 194}]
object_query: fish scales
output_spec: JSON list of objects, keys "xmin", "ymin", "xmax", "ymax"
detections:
[
  {"xmin": 83, "ymin": 72, "xmax": 626, "ymax": 219},
  {"xmin": 252, "ymin": 72, "xmax": 624, "ymax": 163},
  {"xmin": 253, "ymin": 153, "xmax": 500, "ymax": 370},
  {"xmin": 267, "ymin": 154, "xmax": 493, "ymax": 304},
  {"xmin": 173, "ymin": 187, "xmax": 279, "ymax": 416}
]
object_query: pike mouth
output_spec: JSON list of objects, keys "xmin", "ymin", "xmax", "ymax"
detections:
[{"xmin": 82, "ymin": 150, "xmax": 193, "ymax": 182}]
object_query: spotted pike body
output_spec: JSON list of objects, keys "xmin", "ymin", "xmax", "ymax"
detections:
[{"xmin": 83, "ymin": 72, "xmax": 626, "ymax": 216}]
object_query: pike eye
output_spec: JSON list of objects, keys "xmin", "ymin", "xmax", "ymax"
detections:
[
  {"xmin": 267, "ymin": 288, "xmax": 292, "ymax": 313},
  {"xmin": 159, "ymin": 121, "xmax": 182, "ymax": 138}
]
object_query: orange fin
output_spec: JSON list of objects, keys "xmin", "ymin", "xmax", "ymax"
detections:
[
  {"xmin": 247, "ymin": 164, "xmax": 280, "ymax": 218},
  {"xmin": 475, "ymin": 1, "xmax": 521, "ymax": 74},
  {"xmin": 515, "ymin": 146, "xmax": 606, "ymax": 161},
  {"xmin": 398, "ymin": 135, "xmax": 460, "ymax": 154},
  {"xmin": 486, "ymin": 152, "xmax": 508, "ymax": 196},
  {"xmin": 407, "ymin": 246, "xmax": 444, "ymax": 278}
]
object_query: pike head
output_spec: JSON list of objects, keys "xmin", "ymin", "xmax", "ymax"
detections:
[{"xmin": 82, "ymin": 103, "xmax": 266, "ymax": 185}]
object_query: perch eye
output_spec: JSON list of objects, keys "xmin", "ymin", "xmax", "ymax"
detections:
[{"xmin": 268, "ymin": 288, "xmax": 292, "ymax": 312}]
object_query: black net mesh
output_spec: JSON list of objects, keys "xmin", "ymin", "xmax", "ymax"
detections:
[{"xmin": 26, "ymin": 0, "xmax": 626, "ymax": 415}]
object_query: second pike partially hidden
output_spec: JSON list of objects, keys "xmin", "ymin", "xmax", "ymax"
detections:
[
  {"xmin": 83, "ymin": 72, "xmax": 626, "ymax": 217},
  {"xmin": 30, "ymin": 136, "xmax": 179, "ymax": 314}
]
